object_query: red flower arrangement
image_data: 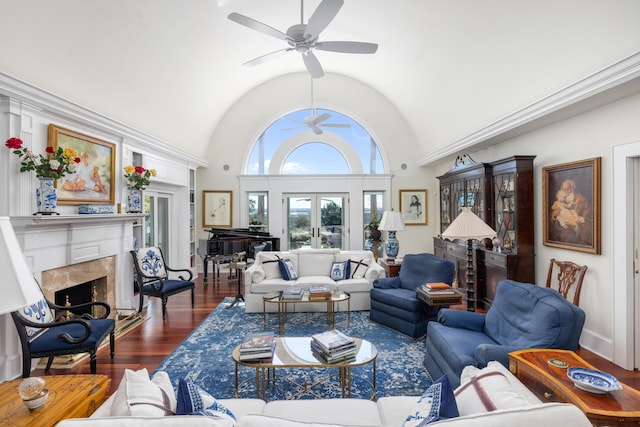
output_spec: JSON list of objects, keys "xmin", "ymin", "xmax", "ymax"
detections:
[{"xmin": 5, "ymin": 137, "xmax": 81, "ymax": 179}]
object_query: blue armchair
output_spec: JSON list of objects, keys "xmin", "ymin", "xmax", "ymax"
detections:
[
  {"xmin": 370, "ymin": 253, "xmax": 455, "ymax": 338},
  {"xmin": 423, "ymin": 279, "xmax": 586, "ymax": 388}
]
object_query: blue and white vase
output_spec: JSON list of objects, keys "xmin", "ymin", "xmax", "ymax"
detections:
[
  {"xmin": 127, "ymin": 188, "xmax": 142, "ymax": 213},
  {"xmin": 35, "ymin": 177, "xmax": 58, "ymax": 214},
  {"xmin": 385, "ymin": 230, "xmax": 400, "ymax": 259}
]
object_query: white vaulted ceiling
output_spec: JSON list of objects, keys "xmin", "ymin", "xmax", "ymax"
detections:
[{"xmin": 0, "ymin": 0, "xmax": 639, "ymax": 160}]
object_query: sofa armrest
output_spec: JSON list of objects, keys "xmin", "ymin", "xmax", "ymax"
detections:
[
  {"xmin": 474, "ymin": 344, "xmax": 521, "ymax": 368},
  {"xmin": 245, "ymin": 263, "xmax": 265, "ymax": 285},
  {"xmin": 437, "ymin": 309, "xmax": 485, "ymax": 331},
  {"xmin": 373, "ymin": 277, "xmax": 401, "ymax": 289}
]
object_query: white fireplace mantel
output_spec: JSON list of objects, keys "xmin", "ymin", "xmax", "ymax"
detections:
[{"xmin": 0, "ymin": 214, "xmax": 145, "ymax": 382}]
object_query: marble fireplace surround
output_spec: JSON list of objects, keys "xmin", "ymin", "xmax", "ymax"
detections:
[{"xmin": 0, "ymin": 214, "xmax": 145, "ymax": 381}]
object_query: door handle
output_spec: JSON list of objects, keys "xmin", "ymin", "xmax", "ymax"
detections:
[{"xmin": 312, "ymin": 228, "xmax": 315, "ymax": 237}]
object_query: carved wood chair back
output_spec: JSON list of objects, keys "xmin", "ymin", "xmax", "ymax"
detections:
[{"xmin": 545, "ymin": 258, "xmax": 588, "ymax": 307}]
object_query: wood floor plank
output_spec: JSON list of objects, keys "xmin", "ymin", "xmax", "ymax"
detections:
[{"xmin": 30, "ymin": 274, "xmax": 640, "ymax": 397}]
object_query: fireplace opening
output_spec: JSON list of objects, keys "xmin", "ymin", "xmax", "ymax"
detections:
[{"xmin": 53, "ymin": 277, "xmax": 108, "ymax": 320}]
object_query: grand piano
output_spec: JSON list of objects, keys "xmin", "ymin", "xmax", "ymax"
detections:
[{"xmin": 198, "ymin": 227, "xmax": 280, "ymax": 283}]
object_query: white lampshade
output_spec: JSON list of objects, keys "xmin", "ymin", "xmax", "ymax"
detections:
[
  {"xmin": 378, "ymin": 211, "xmax": 405, "ymax": 231},
  {"xmin": 442, "ymin": 207, "xmax": 496, "ymax": 241},
  {"xmin": 0, "ymin": 217, "xmax": 42, "ymax": 314}
]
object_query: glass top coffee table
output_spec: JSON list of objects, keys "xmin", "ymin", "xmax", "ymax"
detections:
[
  {"xmin": 262, "ymin": 291, "xmax": 350, "ymax": 334},
  {"xmin": 232, "ymin": 336, "xmax": 377, "ymax": 400}
]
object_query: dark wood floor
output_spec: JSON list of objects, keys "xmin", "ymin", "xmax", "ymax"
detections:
[{"xmin": 33, "ymin": 273, "xmax": 640, "ymax": 396}]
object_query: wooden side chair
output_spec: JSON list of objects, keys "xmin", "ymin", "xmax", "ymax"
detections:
[
  {"xmin": 11, "ymin": 287, "xmax": 115, "ymax": 378},
  {"xmin": 545, "ymin": 258, "xmax": 588, "ymax": 306},
  {"xmin": 130, "ymin": 247, "xmax": 195, "ymax": 321}
]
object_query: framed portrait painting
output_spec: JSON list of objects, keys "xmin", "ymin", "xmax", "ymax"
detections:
[
  {"xmin": 203, "ymin": 190, "xmax": 232, "ymax": 228},
  {"xmin": 48, "ymin": 124, "xmax": 115, "ymax": 205},
  {"xmin": 542, "ymin": 157, "xmax": 601, "ymax": 254},
  {"xmin": 399, "ymin": 189, "xmax": 428, "ymax": 225}
]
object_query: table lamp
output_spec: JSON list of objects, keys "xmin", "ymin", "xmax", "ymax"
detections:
[
  {"xmin": 442, "ymin": 207, "xmax": 496, "ymax": 312},
  {"xmin": 378, "ymin": 210, "xmax": 405, "ymax": 262},
  {"xmin": 0, "ymin": 217, "xmax": 42, "ymax": 315}
]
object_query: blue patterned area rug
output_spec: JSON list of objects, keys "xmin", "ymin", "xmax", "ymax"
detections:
[{"xmin": 154, "ymin": 298, "xmax": 431, "ymax": 400}]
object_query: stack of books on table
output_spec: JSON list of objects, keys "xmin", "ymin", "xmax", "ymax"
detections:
[
  {"xmin": 310, "ymin": 329, "xmax": 356, "ymax": 364},
  {"xmin": 421, "ymin": 282, "xmax": 456, "ymax": 295},
  {"xmin": 282, "ymin": 287, "xmax": 303, "ymax": 300},
  {"xmin": 308, "ymin": 284, "xmax": 332, "ymax": 301},
  {"xmin": 239, "ymin": 331, "xmax": 276, "ymax": 362}
]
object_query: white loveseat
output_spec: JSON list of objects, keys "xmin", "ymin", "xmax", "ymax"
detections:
[
  {"xmin": 56, "ymin": 362, "xmax": 591, "ymax": 427},
  {"xmin": 243, "ymin": 249, "xmax": 385, "ymax": 313}
]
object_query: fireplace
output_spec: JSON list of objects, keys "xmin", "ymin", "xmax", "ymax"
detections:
[
  {"xmin": 41, "ymin": 257, "xmax": 117, "ymax": 320},
  {"xmin": 53, "ymin": 277, "xmax": 108, "ymax": 320}
]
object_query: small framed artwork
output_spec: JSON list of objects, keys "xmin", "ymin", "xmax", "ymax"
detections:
[
  {"xmin": 400, "ymin": 189, "xmax": 428, "ymax": 225},
  {"xmin": 48, "ymin": 124, "xmax": 115, "ymax": 205},
  {"xmin": 203, "ymin": 190, "xmax": 232, "ymax": 228},
  {"xmin": 543, "ymin": 157, "xmax": 601, "ymax": 254}
]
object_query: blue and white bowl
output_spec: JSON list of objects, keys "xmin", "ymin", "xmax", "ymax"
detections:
[{"xmin": 567, "ymin": 367, "xmax": 622, "ymax": 394}]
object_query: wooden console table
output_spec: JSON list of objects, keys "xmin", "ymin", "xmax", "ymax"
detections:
[
  {"xmin": 509, "ymin": 349, "xmax": 640, "ymax": 426},
  {"xmin": 0, "ymin": 374, "xmax": 110, "ymax": 426}
]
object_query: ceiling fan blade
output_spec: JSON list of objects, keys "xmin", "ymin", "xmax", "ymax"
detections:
[
  {"xmin": 281, "ymin": 126, "xmax": 303, "ymax": 131},
  {"xmin": 228, "ymin": 12, "xmax": 289, "ymax": 41},
  {"xmin": 320, "ymin": 123, "xmax": 350, "ymax": 128},
  {"xmin": 243, "ymin": 48, "xmax": 289, "ymax": 67},
  {"xmin": 310, "ymin": 112, "xmax": 332, "ymax": 125},
  {"xmin": 315, "ymin": 41, "xmax": 378, "ymax": 54},
  {"xmin": 303, "ymin": 51, "xmax": 324, "ymax": 78},
  {"xmin": 311, "ymin": 125, "xmax": 324, "ymax": 135},
  {"xmin": 304, "ymin": 0, "xmax": 344, "ymax": 40}
]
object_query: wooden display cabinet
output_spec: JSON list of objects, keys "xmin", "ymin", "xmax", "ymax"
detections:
[{"xmin": 435, "ymin": 155, "xmax": 535, "ymax": 310}]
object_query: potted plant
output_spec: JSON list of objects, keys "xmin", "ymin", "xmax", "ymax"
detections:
[{"xmin": 364, "ymin": 214, "xmax": 382, "ymax": 242}]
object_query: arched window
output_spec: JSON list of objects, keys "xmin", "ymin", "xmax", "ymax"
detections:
[{"xmin": 246, "ymin": 108, "xmax": 384, "ymax": 175}]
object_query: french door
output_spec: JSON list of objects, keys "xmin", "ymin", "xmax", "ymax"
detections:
[
  {"xmin": 144, "ymin": 191, "xmax": 171, "ymax": 262},
  {"xmin": 284, "ymin": 193, "xmax": 348, "ymax": 250}
]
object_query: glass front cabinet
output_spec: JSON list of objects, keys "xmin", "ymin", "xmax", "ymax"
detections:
[{"xmin": 434, "ymin": 155, "xmax": 535, "ymax": 310}]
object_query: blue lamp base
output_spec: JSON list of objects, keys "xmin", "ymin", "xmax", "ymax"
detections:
[{"xmin": 385, "ymin": 230, "xmax": 399, "ymax": 259}]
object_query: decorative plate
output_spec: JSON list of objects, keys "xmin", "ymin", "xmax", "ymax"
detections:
[{"xmin": 567, "ymin": 367, "xmax": 622, "ymax": 394}]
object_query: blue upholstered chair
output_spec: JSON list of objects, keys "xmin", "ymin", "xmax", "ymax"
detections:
[
  {"xmin": 11, "ymin": 290, "xmax": 115, "ymax": 378},
  {"xmin": 369, "ymin": 253, "xmax": 455, "ymax": 338},
  {"xmin": 423, "ymin": 279, "xmax": 586, "ymax": 388},
  {"xmin": 131, "ymin": 247, "xmax": 195, "ymax": 321}
]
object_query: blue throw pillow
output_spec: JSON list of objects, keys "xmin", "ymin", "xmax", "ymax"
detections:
[
  {"xmin": 330, "ymin": 260, "xmax": 350, "ymax": 281},
  {"xmin": 278, "ymin": 258, "xmax": 298, "ymax": 281},
  {"xmin": 403, "ymin": 375, "xmax": 459, "ymax": 426},
  {"xmin": 175, "ymin": 379, "xmax": 236, "ymax": 421}
]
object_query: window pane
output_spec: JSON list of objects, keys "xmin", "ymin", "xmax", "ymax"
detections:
[
  {"xmin": 283, "ymin": 143, "xmax": 349, "ymax": 174},
  {"xmin": 246, "ymin": 108, "xmax": 384, "ymax": 175},
  {"xmin": 248, "ymin": 192, "xmax": 268, "ymax": 232}
]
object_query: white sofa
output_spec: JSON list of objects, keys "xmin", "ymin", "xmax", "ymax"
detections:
[
  {"xmin": 243, "ymin": 249, "xmax": 385, "ymax": 313},
  {"xmin": 56, "ymin": 362, "xmax": 591, "ymax": 427}
]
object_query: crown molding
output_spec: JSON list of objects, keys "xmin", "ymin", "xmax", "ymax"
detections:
[
  {"xmin": 0, "ymin": 72, "xmax": 208, "ymax": 168},
  {"xmin": 417, "ymin": 51, "xmax": 640, "ymax": 166}
]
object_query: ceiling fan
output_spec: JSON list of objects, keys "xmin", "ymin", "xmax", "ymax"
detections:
[
  {"xmin": 282, "ymin": 78, "xmax": 350, "ymax": 135},
  {"xmin": 228, "ymin": 0, "xmax": 378, "ymax": 79}
]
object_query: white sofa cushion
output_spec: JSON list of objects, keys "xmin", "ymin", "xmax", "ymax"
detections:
[
  {"xmin": 262, "ymin": 398, "xmax": 382, "ymax": 426},
  {"xmin": 110, "ymin": 369, "xmax": 176, "ymax": 417},
  {"xmin": 454, "ymin": 362, "xmax": 540, "ymax": 416},
  {"xmin": 297, "ymin": 251, "xmax": 337, "ymax": 277}
]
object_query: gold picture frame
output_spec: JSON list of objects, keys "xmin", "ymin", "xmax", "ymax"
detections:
[
  {"xmin": 542, "ymin": 157, "xmax": 601, "ymax": 254},
  {"xmin": 203, "ymin": 190, "xmax": 232, "ymax": 228},
  {"xmin": 400, "ymin": 189, "xmax": 428, "ymax": 225},
  {"xmin": 48, "ymin": 124, "xmax": 115, "ymax": 205}
]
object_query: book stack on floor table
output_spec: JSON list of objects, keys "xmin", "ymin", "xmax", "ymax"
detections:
[
  {"xmin": 239, "ymin": 331, "xmax": 276, "ymax": 362},
  {"xmin": 308, "ymin": 284, "xmax": 332, "ymax": 301},
  {"xmin": 310, "ymin": 329, "xmax": 356, "ymax": 363},
  {"xmin": 416, "ymin": 282, "xmax": 462, "ymax": 306}
]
